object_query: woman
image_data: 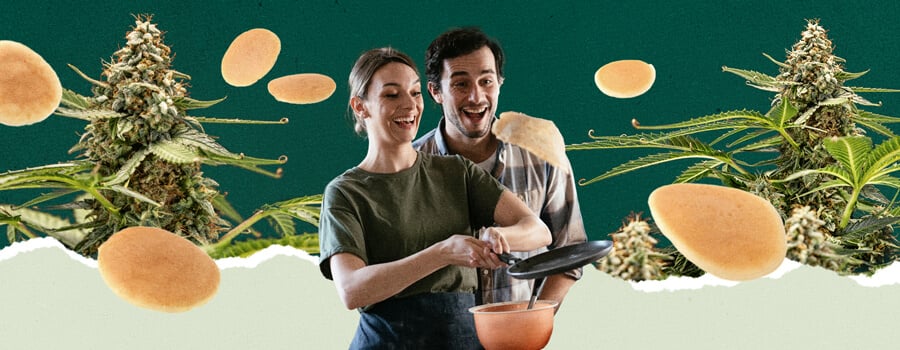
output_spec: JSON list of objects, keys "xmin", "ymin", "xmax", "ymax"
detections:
[{"xmin": 318, "ymin": 47, "xmax": 551, "ymax": 349}]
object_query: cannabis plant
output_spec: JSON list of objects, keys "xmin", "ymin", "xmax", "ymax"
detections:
[
  {"xmin": 595, "ymin": 213, "xmax": 670, "ymax": 281},
  {"xmin": 0, "ymin": 15, "xmax": 321, "ymax": 258},
  {"xmin": 571, "ymin": 19, "xmax": 900, "ymax": 276}
]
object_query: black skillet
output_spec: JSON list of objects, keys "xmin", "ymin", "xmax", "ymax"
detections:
[{"xmin": 496, "ymin": 240, "xmax": 613, "ymax": 309}]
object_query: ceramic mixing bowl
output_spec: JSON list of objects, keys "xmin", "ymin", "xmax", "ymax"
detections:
[{"xmin": 469, "ymin": 300, "xmax": 558, "ymax": 350}]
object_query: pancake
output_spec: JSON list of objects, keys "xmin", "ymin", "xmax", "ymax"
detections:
[
  {"xmin": 0, "ymin": 40, "xmax": 62, "ymax": 126},
  {"xmin": 97, "ymin": 226, "xmax": 220, "ymax": 312},
  {"xmin": 221, "ymin": 28, "xmax": 281, "ymax": 87},
  {"xmin": 594, "ymin": 59, "xmax": 655, "ymax": 98},
  {"xmin": 648, "ymin": 183, "xmax": 786, "ymax": 281},
  {"xmin": 492, "ymin": 111, "xmax": 571, "ymax": 174},
  {"xmin": 267, "ymin": 73, "xmax": 336, "ymax": 104}
]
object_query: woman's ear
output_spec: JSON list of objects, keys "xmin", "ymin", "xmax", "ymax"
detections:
[
  {"xmin": 350, "ymin": 96, "xmax": 368, "ymax": 119},
  {"xmin": 427, "ymin": 82, "xmax": 443, "ymax": 104}
]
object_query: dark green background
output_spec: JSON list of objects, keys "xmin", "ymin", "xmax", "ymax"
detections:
[{"xmin": 3, "ymin": 1, "xmax": 900, "ymax": 246}]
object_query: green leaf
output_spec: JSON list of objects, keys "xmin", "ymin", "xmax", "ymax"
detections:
[
  {"xmin": 149, "ymin": 140, "xmax": 200, "ymax": 164},
  {"xmin": 835, "ymin": 69, "xmax": 869, "ymax": 81},
  {"xmin": 204, "ymin": 153, "xmax": 287, "ymax": 178},
  {"xmin": 267, "ymin": 212, "xmax": 297, "ymax": 236},
  {"xmin": 14, "ymin": 189, "xmax": 80, "ymax": 209},
  {"xmin": 674, "ymin": 160, "xmax": 724, "ymax": 183},
  {"xmin": 865, "ymin": 137, "xmax": 900, "ymax": 178},
  {"xmin": 0, "ymin": 204, "xmax": 86, "ymax": 247},
  {"xmin": 766, "ymin": 97, "xmax": 799, "ymax": 127},
  {"xmin": 867, "ymin": 174, "xmax": 900, "ymax": 188},
  {"xmin": 272, "ymin": 194, "xmax": 323, "ymax": 227},
  {"xmin": 823, "ymin": 136, "xmax": 872, "ymax": 182},
  {"xmin": 721, "ymin": 66, "xmax": 781, "ymax": 91},
  {"xmin": 568, "ymin": 133, "xmax": 669, "ymax": 150},
  {"xmin": 579, "ymin": 151, "xmax": 730, "ymax": 186},
  {"xmin": 172, "ymin": 128, "xmax": 236, "ymax": 159},
  {"xmin": 212, "ymin": 194, "xmax": 244, "ymax": 224},
  {"xmin": 819, "ymin": 96, "xmax": 852, "ymax": 106},
  {"xmin": 169, "ymin": 70, "xmax": 192, "ymax": 80},
  {"xmin": 0, "ymin": 162, "xmax": 91, "ymax": 189},
  {"xmin": 172, "ymin": 96, "xmax": 226, "ymax": 110},
  {"xmin": 800, "ymin": 178, "xmax": 854, "ymax": 196},
  {"xmin": 107, "ymin": 185, "xmax": 161, "ymax": 207},
  {"xmin": 856, "ymin": 110, "xmax": 900, "ymax": 124},
  {"xmin": 761, "ymin": 52, "xmax": 791, "ymax": 69},
  {"xmin": 207, "ymin": 233, "xmax": 320, "ymax": 259},
  {"xmin": 6, "ymin": 224, "xmax": 15, "ymax": 243},
  {"xmin": 572, "ymin": 133, "xmax": 701, "ymax": 152},
  {"xmin": 125, "ymin": 82, "xmax": 162, "ymax": 93},
  {"xmin": 779, "ymin": 166, "xmax": 851, "ymax": 185},
  {"xmin": 848, "ymin": 94, "xmax": 882, "ymax": 107},
  {"xmin": 735, "ymin": 135, "xmax": 782, "ymax": 152},
  {"xmin": 853, "ymin": 119, "xmax": 896, "ymax": 138},
  {"xmin": 187, "ymin": 116, "xmax": 290, "ymax": 125},
  {"xmin": 66, "ymin": 63, "xmax": 108, "ymax": 88},
  {"xmin": 59, "ymin": 89, "xmax": 94, "ymax": 110},
  {"xmin": 725, "ymin": 129, "xmax": 774, "ymax": 149},
  {"xmin": 841, "ymin": 216, "xmax": 900, "ymax": 240},
  {"xmin": 54, "ymin": 107, "xmax": 125, "ymax": 120},
  {"xmin": 848, "ymin": 86, "xmax": 900, "ymax": 93},
  {"xmin": 792, "ymin": 104, "xmax": 821, "ymax": 126},
  {"xmin": 632, "ymin": 109, "xmax": 768, "ymax": 131},
  {"xmin": 103, "ymin": 149, "xmax": 149, "ymax": 185}
]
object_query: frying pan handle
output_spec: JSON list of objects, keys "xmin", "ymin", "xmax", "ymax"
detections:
[{"xmin": 496, "ymin": 252, "xmax": 521, "ymax": 265}]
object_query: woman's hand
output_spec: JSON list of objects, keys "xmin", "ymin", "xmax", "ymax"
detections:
[
  {"xmin": 479, "ymin": 227, "xmax": 510, "ymax": 255},
  {"xmin": 438, "ymin": 234, "xmax": 505, "ymax": 269}
]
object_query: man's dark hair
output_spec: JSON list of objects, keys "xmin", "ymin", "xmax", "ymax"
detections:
[{"xmin": 425, "ymin": 27, "xmax": 505, "ymax": 96}]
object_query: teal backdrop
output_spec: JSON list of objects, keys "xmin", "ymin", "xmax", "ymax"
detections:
[{"xmin": 3, "ymin": 0, "xmax": 900, "ymax": 246}]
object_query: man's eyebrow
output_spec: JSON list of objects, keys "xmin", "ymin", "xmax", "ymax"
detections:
[{"xmin": 449, "ymin": 69, "xmax": 496, "ymax": 78}]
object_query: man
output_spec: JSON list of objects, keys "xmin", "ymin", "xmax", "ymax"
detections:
[{"xmin": 414, "ymin": 27, "xmax": 587, "ymax": 310}]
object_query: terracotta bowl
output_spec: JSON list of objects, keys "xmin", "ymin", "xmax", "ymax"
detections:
[{"xmin": 469, "ymin": 300, "xmax": 558, "ymax": 350}]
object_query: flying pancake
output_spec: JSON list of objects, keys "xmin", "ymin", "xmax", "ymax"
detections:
[
  {"xmin": 97, "ymin": 226, "xmax": 220, "ymax": 313},
  {"xmin": 0, "ymin": 40, "xmax": 62, "ymax": 127},
  {"xmin": 221, "ymin": 28, "xmax": 281, "ymax": 87},
  {"xmin": 267, "ymin": 73, "xmax": 336, "ymax": 104},
  {"xmin": 594, "ymin": 59, "xmax": 655, "ymax": 98},
  {"xmin": 648, "ymin": 183, "xmax": 787, "ymax": 281},
  {"xmin": 492, "ymin": 111, "xmax": 572, "ymax": 174}
]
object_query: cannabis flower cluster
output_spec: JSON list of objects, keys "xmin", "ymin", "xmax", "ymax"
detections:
[{"xmin": 595, "ymin": 214, "xmax": 668, "ymax": 281}]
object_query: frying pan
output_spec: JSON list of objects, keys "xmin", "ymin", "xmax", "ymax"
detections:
[{"xmin": 497, "ymin": 240, "xmax": 613, "ymax": 308}]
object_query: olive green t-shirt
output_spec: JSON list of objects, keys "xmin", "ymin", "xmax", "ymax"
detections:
[{"xmin": 318, "ymin": 152, "xmax": 505, "ymax": 303}]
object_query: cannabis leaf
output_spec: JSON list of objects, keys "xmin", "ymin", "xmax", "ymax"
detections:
[
  {"xmin": 781, "ymin": 136, "xmax": 900, "ymax": 228},
  {"xmin": 203, "ymin": 194, "xmax": 323, "ymax": 254}
]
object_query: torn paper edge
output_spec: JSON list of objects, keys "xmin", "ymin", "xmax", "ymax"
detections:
[
  {"xmin": 0, "ymin": 236, "xmax": 98, "ymax": 268},
  {"xmin": 2, "ymin": 238, "xmax": 898, "ymax": 289}
]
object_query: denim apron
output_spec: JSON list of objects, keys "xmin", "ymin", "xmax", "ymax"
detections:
[{"xmin": 350, "ymin": 292, "xmax": 483, "ymax": 350}]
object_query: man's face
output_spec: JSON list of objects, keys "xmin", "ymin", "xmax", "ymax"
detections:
[{"xmin": 429, "ymin": 46, "xmax": 502, "ymax": 141}]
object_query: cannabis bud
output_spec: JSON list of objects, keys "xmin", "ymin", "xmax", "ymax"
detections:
[{"xmin": 595, "ymin": 214, "xmax": 669, "ymax": 281}]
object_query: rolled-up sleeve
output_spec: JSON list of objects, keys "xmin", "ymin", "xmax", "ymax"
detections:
[{"xmin": 319, "ymin": 183, "xmax": 367, "ymax": 280}]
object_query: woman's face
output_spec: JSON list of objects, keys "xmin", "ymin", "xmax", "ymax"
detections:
[{"xmin": 356, "ymin": 62, "xmax": 424, "ymax": 145}]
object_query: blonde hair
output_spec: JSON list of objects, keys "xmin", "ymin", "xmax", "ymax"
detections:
[{"xmin": 348, "ymin": 47, "xmax": 419, "ymax": 136}]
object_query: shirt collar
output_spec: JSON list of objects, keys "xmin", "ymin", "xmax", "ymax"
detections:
[
  {"xmin": 433, "ymin": 118, "xmax": 452, "ymax": 156},
  {"xmin": 436, "ymin": 117, "xmax": 507, "ymax": 177}
]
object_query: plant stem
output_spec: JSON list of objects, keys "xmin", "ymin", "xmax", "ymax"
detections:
[
  {"xmin": 205, "ymin": 209, "xmax": 270, "ymax": 252},
  {"xmin": 839, "ymin": 187, "xmax": 862, "ymax": 229},
  {"xmin": 777, "ymin": 129, "xmax": 800, "ymax": 149},
  {"xmin": 16, "ymin": 222, "xmax": 38, "ymax": 239}
]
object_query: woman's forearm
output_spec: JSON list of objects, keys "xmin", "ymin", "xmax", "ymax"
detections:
[
  {"xmin": 330, "ymin": 246, "xmax": 445, "ymax": 310},
  {"xmin": 329, "ymin": 234, "xmax": 498, "ymax": 309}
]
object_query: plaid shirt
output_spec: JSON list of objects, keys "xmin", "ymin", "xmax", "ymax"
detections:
[{"xmin": 413, "ymin": 118, "xmax": 587, "ymax": 304}]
